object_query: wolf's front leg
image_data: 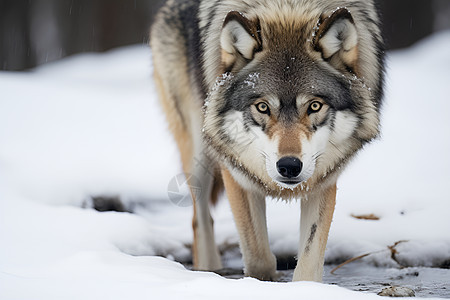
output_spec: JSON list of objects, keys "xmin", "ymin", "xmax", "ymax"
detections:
[
  {"xmin": 191, "ymin": 152, "xmax": 223, "ymax": 271},
  {"xmin": 293, "ymin": 183, "xmax": 337, "ymax": 282},
  {"xmin": 222, "ymin": 168, "xmax": 277, "ymax": 281}
]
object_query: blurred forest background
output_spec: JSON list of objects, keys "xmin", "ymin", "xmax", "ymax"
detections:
[{"xmin": 1, "ymin": 0, "xmax": 450, "ymax": 71}]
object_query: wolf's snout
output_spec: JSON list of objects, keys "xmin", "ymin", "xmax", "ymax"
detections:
[{"xmin": 276, "ymin": 157, "xmax": 302, "ymax": 178}]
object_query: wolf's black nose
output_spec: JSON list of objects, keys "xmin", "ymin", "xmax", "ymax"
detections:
[{"xmin": 276, "ymin": 157, "xmax": 302, "ymax": 178}]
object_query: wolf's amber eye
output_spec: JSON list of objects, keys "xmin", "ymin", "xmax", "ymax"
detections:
[
  {"xmin": 309, "ymin": 101, "xmax": 323, "ymax": 113},
  {"xmin": 256, "ymin": 102, "xmax": 270, "ymax": 115}
]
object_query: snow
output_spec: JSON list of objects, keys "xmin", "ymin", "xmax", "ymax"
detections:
[{"xmin": 1, "ymin": 31, "xmax": 450, "ymax": 299}]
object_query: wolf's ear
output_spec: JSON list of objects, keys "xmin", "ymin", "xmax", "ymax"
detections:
[
  {"xmin": 314, "ymin": 8, "xmax": 359, "ymax": 73},
  {"xmin": 220, "ymin": 11, "xmax": 262, "ymax": 72}
]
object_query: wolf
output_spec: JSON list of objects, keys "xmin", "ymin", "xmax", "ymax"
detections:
[{"xmin": 150, "ymin": 0, "xmax": 384, "ymax": 282}]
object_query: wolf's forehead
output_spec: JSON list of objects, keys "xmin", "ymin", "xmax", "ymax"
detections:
[
  {"xmin": 223, "ymin": 50, "xmax": 352, "ymax": 112},
  {"xmin": 255, "ymin": 53, "xmax": 352, "ymax": 109},
  {"xmin": 259, "ymin": 52, "xmax": 318, "ymax": 94}
]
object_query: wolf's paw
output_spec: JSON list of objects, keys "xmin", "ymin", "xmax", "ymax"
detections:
[{"xmin": 246, "ymin": 269, "xmax": 279, "ymax": 281}]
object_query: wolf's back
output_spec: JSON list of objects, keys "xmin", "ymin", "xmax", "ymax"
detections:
[{"xmin": 150, "ymin": 0, "xmax": 207, "ymax": 102}]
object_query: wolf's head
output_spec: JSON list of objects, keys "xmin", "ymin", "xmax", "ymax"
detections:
[{"xmin": 203, "ymin": 7, "xmax": 384, "ymax": 197}]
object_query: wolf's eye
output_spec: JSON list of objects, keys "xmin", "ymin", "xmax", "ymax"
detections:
[
  {"xmin": 308, "ymin": 101, "xmax": 323, "ymax": 114},
  {"xmin": 256, "ymin": 102, "xmax": 270, "ymax": 115}
]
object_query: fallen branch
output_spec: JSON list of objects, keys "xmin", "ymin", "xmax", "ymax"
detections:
[
  {"xmin": 330, "ymin": 240, "xmax": 409, "ymax": 275},
  {"xmin": 330, "ymin": 252, "xmax": 372, "ymax": 275},
  {"xmin": 388, "ymin": 240, "xmax": 409, "ymax": 268}
]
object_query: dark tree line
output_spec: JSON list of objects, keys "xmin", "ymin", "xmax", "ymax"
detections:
[
  {"xmin": 0, "ymin": 0, "xmax": 165, "ymax": 70},
  {"xmin": 0, "ymin": 0, "xmax": 449, "ymax": 71}
]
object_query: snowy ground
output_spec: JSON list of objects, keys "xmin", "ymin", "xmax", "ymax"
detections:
[{"xmin": 1, "ymin": 31, "xmax": 450, "ymax": 299}]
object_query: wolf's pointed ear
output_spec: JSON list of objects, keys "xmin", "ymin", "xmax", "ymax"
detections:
[
  {"xmin": 220, "ymin": 11, "xmax": 262, "ymax": 72},
  {"xmin": 314, "ymin": 8, "xmax": 359, "ymax": 73}
]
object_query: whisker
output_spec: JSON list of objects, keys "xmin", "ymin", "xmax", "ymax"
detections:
[
  {"xmin": 312, "ymin": 151, "xmax": 323, "ymax": 163},
  {"xmin": 258, "ymin": 150, "xmax": 269, "ymax": 158},
  {"xmin": 257, "ymin": 150, "xmax": 269, "ymax": 161}
]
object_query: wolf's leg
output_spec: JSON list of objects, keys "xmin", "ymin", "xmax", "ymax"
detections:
[
  {"xmin": 222, "ymin": 168, "xmax": 277, "ymax": 280},
  {"xmin": 154, "ymin": 68, "xmax": 221, "ymax": 270},
  {"xmin": 190, "ymin": 126, "xmax": 222, "ymax": 271},
  {"xmin": 191, "ymin": 155, "xmax": 223, "ymax": 270},
  {"xmin": 293, "ymin": 183, "xmax": 336, "ymax": 282}
]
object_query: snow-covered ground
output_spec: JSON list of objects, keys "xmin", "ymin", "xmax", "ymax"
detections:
[{"xmin": 1, "ymin": 31, "xmax": 450, "ymax": 299}]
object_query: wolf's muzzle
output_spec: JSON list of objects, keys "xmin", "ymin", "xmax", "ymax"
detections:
[{"xmin": 276, "ymin": 157, "xmax": 302, "ymax": 179}]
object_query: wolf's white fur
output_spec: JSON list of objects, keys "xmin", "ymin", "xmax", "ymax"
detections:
[
  {"xmin": 301, "ymin": 126, "xmax": 331, "ymax": 180},
  {"xmin": 223, "ymin": 111, "xmax": 278, "ymax": 191},
  {"xmin": 332, "ymin": 110, "xmax": 359, "ymax": 143},
  {"xmin": 294, "ymin": 186, "xmax": 335, "ymax": 281}
]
